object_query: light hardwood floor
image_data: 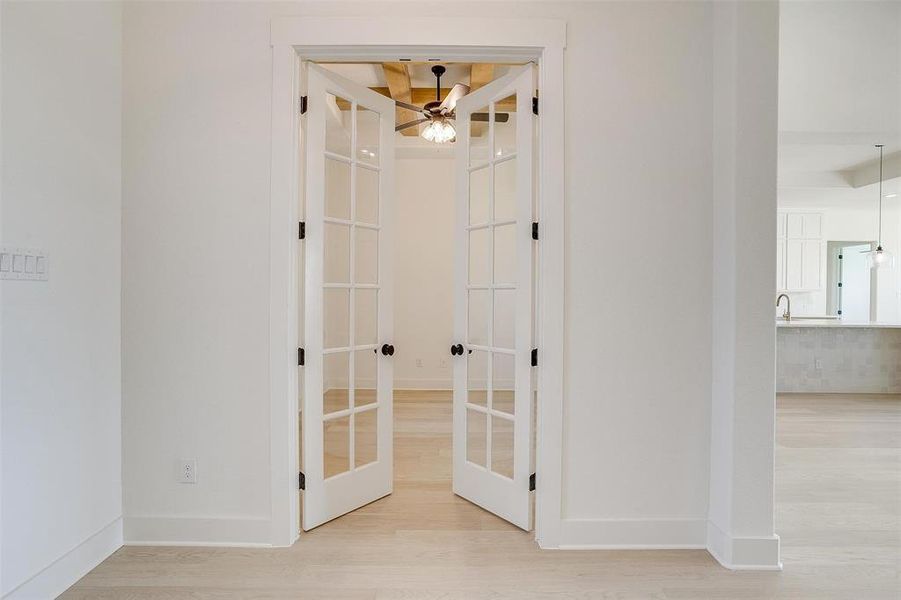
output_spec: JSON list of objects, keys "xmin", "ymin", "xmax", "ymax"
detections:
[{"xmin": 62, "ymin": 391, "xmax": 900, "ymax": 599}]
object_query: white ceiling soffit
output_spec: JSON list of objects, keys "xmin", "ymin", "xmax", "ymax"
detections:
[{"xmin": 778, "ymin": 0, "xmax": 901, "ymax": 190}]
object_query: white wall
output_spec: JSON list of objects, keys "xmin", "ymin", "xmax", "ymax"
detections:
[
  {"xmin": 393, "ymin": 157, "xmax": 455, "ymax": 388},
  {"xmin": 121, "ymin": 0, "xmax": 777, "ymax": 565},
  {"xmin": 708, "ymin": 0, "xmax": 781, "ymax": 569},
  {"xmin": 1, "ymin": 2, "xmax": 123, "ymax": 597}
]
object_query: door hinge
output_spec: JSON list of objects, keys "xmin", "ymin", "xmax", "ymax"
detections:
[
  {"xmin": 529, "ymin": 472, "xmax": 536, "ymax": 491},
  {"xmin": 298, "ymin": 347, "xmax": 305, "ymax": 366},
  {"xmin": 298, "ymin": 221, "xmax": 306, "ymax": 240},
  {"xmin": 531, "ymin": 348, "xmax": 538, "ymax": 367},
  {"xmin": 532, "ymin": 96, "xmax": 538, "ymax": 115},
  {"xmin": 838, "ymin": 254, "xmax": 843, "ymax": 260},
  {"xmin": 298, "ymin": 471, "xmax": 305, "ymax": 490},
  {"xmin": 838, "ymin": 282, "xmax": 843, "ymax": 288},
  {"xmin": 532, "ymin": 222, "xmax": 539, "ymax": 240},
  {"xmin": 300, "ymin": 96, "xmax": 308, "ymax": 115}
]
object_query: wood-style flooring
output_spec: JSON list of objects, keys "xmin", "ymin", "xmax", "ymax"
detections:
[{"xmin": 61, "ymin": 391, "xmax": 901, "ymax": 599}]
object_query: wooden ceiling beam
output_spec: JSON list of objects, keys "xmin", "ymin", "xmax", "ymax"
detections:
[
  {"xmin": 335, "ymin": 88, "xmax": 517, "ymax": 113},
  {"xmin": 469, "ymin": 64, "xmax": 495, "ymax": 91},
  {"xmin": 381, "ymin": 63, "xmax": 418, "ymax": 137}
]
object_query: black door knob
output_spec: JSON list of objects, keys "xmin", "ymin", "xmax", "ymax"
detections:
[
  {"xmin": 450, "ymin": 344, "xmax": 464, "ymax": 356},
  {"xmin": 381, "ymin": 344, "xmax": 395, "ymax": 356}
]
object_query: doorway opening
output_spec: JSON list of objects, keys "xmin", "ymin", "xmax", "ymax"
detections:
[
  {"xmin": 826, "ymin": 241, "xmax": 877, "ymax": 321},
  {"xmin": 297, "ymin": 59, "xmax": 540, "ymax": 536}
]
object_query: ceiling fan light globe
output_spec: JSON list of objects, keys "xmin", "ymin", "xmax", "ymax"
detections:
[
  {"xmin": 421, "ymin": 122, "xmax": 437, "ymax": 142},
  {"xmin": 865, "ymin": 247, "xmax": 894, "ymax": 270},
  {"xmin": 421, "ymin": 118, "xmax": 456, "ymax": 144}
]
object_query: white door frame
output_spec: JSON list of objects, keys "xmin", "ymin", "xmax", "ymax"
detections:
[{"xmin": 268, "ymin": 16, "xmax": 566, "ymax": 548}]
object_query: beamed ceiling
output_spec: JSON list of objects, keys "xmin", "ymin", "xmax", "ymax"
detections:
[{"xmin": 321, "ymin": 62, "xmax": 522, "ymax": 137}]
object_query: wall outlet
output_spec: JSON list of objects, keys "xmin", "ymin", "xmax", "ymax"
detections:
[
  {"xmin": 416, "ymin": 358, "xmax": 423, "ymax": 368},
  {"xmin": 439, "ymin": 358, "xmax": 448, "ymax": 369},
  {"xmin": 178, "ymin": 459, "xmax": 197, "ymax": 484},
  {"xmin": 814, "ymin": 358, "xmax": 822, "ymax": 370}
]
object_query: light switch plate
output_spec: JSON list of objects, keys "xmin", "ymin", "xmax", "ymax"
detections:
[{"xmin": 1, "ymin": 246, "xmax": 48, "ymax": 281}]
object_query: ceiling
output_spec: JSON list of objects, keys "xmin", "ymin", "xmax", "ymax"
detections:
[
  {"xmin": 319, "ymin": 62, "xmax": 520, "ymax": 152},
  {"xmin": 778, "ymin": 0, "xmax": 901, "ymax": 197}
]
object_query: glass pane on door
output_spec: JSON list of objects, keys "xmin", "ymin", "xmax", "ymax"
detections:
[
  {"xmin": 494, "ymin": 93, "xmax": 516, "ymax": 159},
  {"xmin": 323, "ymin": 289, "xmax": 349, "ymax": 349},
  {"xmin": 467, "ymin": 350, "xmax": 489, "ymax": 408},
  {"xmin": 354, "ymin": 289, "xmax": 378, "ymax": 346},
  {"xmin": 469, "ymin": 228, "xmax": 491, "ymax": 285},
  {"xmin": 494, "ymin": 224, "xmax": 516, "ymax": 285},
  {"xmin": 324, "ymin": 223, "xmax": 350, "ymax": 283},
  {"xmin": 326, "ymin": 93, "xmax": 352, "ymax": 157},
  {"xmin": 470, "ymin": 167, "xmax": 490, "ymax": 224},
  {"xmin": 325, "ymin": 159, "xmax": 351, "ymax": 219},
  {"xmin": 492, "ymin": 353, "xmax": 515, "ymax": 416},
  {"xmin": 469, "ymin": 104, "xmax": 490, "ymax": 166},
  {"xmin": 356, "ymin": 167, "xmax": 379, "ymax": 224},
  {"xmin": 493, "ymin": 289, "xmax": 515, "ymax": 349},
  {"xmin": 466, "ymin": 408, "xmax": 487, "ymax": 467},
  {"xmin": 494, "ymin": 159, "xmax": 516, "ymax": 221},
  {"xmin": 355, "ymin": 228, "xmax": 379, "ymax": 284},
  {"xmin": 467, "ymin": 290, "xmax": 490, "ymax": 346},
  {"xmin": 323, "ymin": 352, "xmax": 349, "ymax": 414},
  {"xmin": 356, "ymin": 105, "xmax": 380, "ymax": 167},
  {"xmin": 354, "ymin": 407, "xmax": 378, "ymax": 467},
  {"xmin": 491, "ymin": 415, "xmax": 514, "ymax": 479},
  {"xmin": 354, "ymin": 348, "xmax": 377, "ymax": 407},
  {"xmin": 324, "ymin": 415, "xmax": 350, "ymax": 478}
]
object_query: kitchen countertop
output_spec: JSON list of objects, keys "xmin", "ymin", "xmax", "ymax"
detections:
[{"xmin": 777, "ymin": 319, "xmax": 901, "ymax": 329}]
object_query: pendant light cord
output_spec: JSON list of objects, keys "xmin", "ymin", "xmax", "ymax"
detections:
[{"xmin": 877, "ymin": 144, "xmax": 884, "ymax": 248}]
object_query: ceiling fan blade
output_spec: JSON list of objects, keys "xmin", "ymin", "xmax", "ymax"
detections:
[
  {"xmin": 471, "ymin": 112, "xmax": 510, "ymax": 123},
  {"xmin": 395, "ymin": 117, "xmax": 430, "ymax": 133},
  {"xmin": 438, "ymin": 83, "xmax": 471, "ymax": 114},
  {"xmin": 395, "ymin": 99, "xmax": 426, "ymax": 114}
]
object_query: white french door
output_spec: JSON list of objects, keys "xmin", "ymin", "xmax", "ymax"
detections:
[
  {"xmin": 452, "ymin": 65, "xmax": 536, "ymax": 530},
  {"xmin": 301, "ymin": 63, "xmax": 395, "ymax": 530}
]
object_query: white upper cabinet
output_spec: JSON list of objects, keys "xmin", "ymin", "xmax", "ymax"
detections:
[{"xmin": 778, "ymin": 211, "xmax": 823, "ymax": 292}]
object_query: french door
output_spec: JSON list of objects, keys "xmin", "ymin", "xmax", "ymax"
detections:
[
  {"xmin": 301, "ymin": 63, "xmax": 395, "ymax": 530},
  {"xmin": 452, "ymin": 65, "xmax": 536, "ymax": 530}
]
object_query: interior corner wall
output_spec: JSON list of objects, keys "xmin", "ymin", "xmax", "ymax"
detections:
[
  {"xmin": 1, "ymin": 1, "xmax": 123, "ymax": 597},
  {"xmin": 708, "ymin": 0, "xmax": 781, "ymax": 570}
]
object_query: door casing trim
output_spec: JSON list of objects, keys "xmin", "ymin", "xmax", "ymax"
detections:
[{"xmin": 268, "ymin": 16, "xmax": 566, "ymax": 547}]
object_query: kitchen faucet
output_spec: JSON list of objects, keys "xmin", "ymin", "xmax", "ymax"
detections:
[{"xmin": 776, "ymin": 293, "xmax": 791, "ymax": 321}]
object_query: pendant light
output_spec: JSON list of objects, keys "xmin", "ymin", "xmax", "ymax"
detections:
[{"xmin": 866, "ymin": 144, "xmax": 894, "ymax": 269}]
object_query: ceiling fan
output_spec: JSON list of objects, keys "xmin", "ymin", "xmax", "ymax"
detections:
[{"xmin": 394, "ymin": 65, "xmax": 509, "ymax": 143}]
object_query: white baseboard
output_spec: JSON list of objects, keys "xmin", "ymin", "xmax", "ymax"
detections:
[
  {"xmin": 393, "ymin": 378, "xmax": 452, "ymax": 390},
  {"xmin": 3, "ymin": 517, "xmax": 123, "ymax": 600},
  {"xmin": 706, "ymin": 520, "xmax": 782, "ymax": 570},
  {"xmin": 323, "ymin": 380, "xmax": 516, "ymax": 392},
  {"xmin": 555, "ymin": 517, "xmax": 707, "ymax": 549},
  {"xmin": 124, "ymin": 515, "xmax": 271, "ymax": 547}
]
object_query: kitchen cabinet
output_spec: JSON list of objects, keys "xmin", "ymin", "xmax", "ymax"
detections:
[{"xmin": 777, "ymin": 211, "xmax": 823, "ymax": 292}]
